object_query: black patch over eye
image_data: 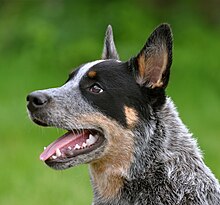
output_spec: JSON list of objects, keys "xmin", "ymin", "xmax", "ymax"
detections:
[{"xmin": 89, "ymin": 84, "xmax": 104, "ymax": 94}]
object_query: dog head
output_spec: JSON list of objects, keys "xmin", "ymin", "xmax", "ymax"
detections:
[{"xmin": 27, "ymin": 24, "xmax": 172, "ymax": 171}]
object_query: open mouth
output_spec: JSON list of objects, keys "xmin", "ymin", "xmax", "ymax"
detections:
[{"xmin": 40, "ymin": 129, "xmax": 105, "ymax": 164}]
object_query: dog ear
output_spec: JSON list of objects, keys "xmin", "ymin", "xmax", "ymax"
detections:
[
  {"xmin": 102, "ymin": 25, "xmax": 119, "ymax": 60},
  {"xmin": 130, "ymin": 23, "xmax": 173, "ymax": 89}
]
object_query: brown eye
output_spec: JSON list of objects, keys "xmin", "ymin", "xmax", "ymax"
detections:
[{"xmin": 89, "ymin": 84, "xmax": 103, "ymax": 94}]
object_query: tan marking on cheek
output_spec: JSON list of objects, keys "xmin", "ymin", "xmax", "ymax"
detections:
[
  {"xmin": 87, "ymin": 70, "xmax": 97, "ymax": 78},
  {"xmin": 124, "ymin": 106, "xmax": 138, "ymax": 128},
  {"xmin": 79, "ymin": 114, "xmax": 134, "ymax": 200}
]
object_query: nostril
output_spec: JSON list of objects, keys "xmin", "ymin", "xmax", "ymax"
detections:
[
  {"xmin": 27, "ymin": 92, "xmax": 49, "ymax": 112},
  {"xmin": 32, "ymin": 95, "xmax": 47, "ymax": 106}
]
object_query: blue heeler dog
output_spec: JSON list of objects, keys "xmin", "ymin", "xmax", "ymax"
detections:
[{"xmin": 27, "ymin": 24, "xmax": 220, "ymax": 204}]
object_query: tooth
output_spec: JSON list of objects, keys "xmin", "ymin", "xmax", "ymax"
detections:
[
  {"xmin": 44, "ymin": 147, "xmax": 47, "ymax": 150},
  {"xmin": 56, "ymin": 148, "xmax": 62, "ymax": 157},
  {"xmin": 86, "ymin": 139, "xmax": 91, "ymax": 146},
  {"xmin": 68, "ymin": 146, "xmax": 72, "ymax": 150},
  {"xmin": 82, "ymin": 142, "xmax": 87, "ymax": 148},
  {"xmin": 52, "ymin": 155, "xmax": 57, "ymax": 159},
  {"xmin": 74, "ymin": 144, "xmax": 81, "ymax": 150},
  {"xmin": 89, "ymin": 134, "xmax": 97, "ymax": 144}
]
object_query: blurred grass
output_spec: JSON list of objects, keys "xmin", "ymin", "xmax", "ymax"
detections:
[{"xmin": 0, "ymin": 1, "xmax": 219, "ymax": 204}]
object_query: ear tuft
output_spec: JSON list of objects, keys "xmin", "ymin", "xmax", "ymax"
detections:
[
  {"xmin": 133, "ymin": 23, "xmax": 173, "ymax": 89},
  {"xmin": 102, "ymin": 25, "xmax": 119, "ymax": 60}
]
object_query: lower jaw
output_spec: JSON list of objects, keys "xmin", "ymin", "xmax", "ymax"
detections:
[{"xmin": 45, "ymin": 157, "xmax": 77, "ymax": 170}]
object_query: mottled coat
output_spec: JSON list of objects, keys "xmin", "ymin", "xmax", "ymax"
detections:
[{"xmin": 27, "ymin": 24, "xmax": 220, "ymax": 205}]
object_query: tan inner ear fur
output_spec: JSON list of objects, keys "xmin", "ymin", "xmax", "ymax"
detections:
[
  {"xmin": 78, "ymin": 114, "xmax": 134, "ymax": 200},
  {"xmin": 137, "ymin": 44, "xmax": 168, "ymax": 88}
]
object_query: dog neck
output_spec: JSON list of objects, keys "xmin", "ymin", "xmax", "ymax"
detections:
[
  {"xmin": 89, "ymin": 98, "xmax": 204, "ymax": 204},
  {"xmin": 89, "ymin": 124, "xmax": 134, "ymax": 202}
]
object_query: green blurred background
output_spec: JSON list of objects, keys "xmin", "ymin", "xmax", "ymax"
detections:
[{"xmin": 0, "ymin": 0, "xmax": 219, "ymax": 204}]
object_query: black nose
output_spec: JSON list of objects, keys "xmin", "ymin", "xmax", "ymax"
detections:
[{"xmin": 26, "ymin": 91, "xmax": 49, "ymax": 112}]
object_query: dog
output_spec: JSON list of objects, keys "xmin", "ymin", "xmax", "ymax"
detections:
[{"xmin": 27, "ymin": 24, "xmax": 220, "ymax": 204}]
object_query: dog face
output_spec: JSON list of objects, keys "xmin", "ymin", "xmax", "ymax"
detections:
[{"xmin": 27, "ymin": 24, "xmax": 172, "ymax": 171}]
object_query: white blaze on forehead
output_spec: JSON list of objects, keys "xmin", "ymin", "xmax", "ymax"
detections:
[
  {"xmin": 72, "ymin": 60, "xmax": 105, "ymax": 87},
  {"xmin": 38, "ymin": 59, "xmax": 119, "ymax": 96}
]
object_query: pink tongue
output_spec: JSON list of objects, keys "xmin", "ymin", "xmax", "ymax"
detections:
[{"xmin": 40, "ymin": 131, "xmax": 84, "ymax": 161}]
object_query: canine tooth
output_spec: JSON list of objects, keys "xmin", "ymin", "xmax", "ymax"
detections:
[
  {"xmin": 56, "ymin": 148, "xmax": 62, "ymax": 157},
  {"xmin": 68, "ymin": 146, "xmax": 72, "ymax": 150},
  {"xmin": 52, "ymin": 155, "xmax": 57, "ymax": 159},
  {"xmin": 89, "ymin": 134, "xmax": 97, "ymax": 144},
  {"xmin": 44, "ymin": 147, "xmax": 47, "ymax": 150},
  {"xmin": 74, "ymin": 144, "xmax": 81, "ymax": 150},
  {"xmin": 86, "ymin": 139, "xmax": 91, "ymax": 146},
  {"xmin": 82, "ymin": 142, "xmax": 87, "ymax": 148}
]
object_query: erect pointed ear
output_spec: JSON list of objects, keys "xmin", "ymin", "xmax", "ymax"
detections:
[
  {"xmin": 130, "ymin": 23, "xmax": 173, "ymax": 89},
  {"xmin": 102, "ymin": 25, "xmax": 119, "ymax": 60}
]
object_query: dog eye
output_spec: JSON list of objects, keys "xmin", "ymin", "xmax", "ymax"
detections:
[{"xmin": 89, "ymin": 84, "xmax": 103, "ymax": 94}]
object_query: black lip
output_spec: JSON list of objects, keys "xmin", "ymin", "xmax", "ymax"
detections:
[{"xmin": 33, "ymin": 118, "xmax": 49, "ymax": 127}]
